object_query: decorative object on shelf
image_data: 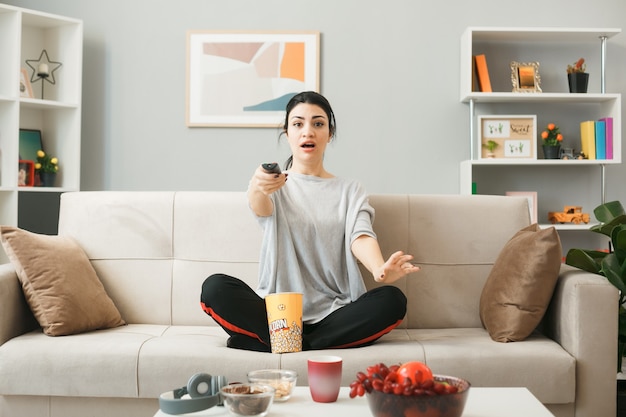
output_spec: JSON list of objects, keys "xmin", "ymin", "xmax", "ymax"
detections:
[
  {"xmin": 35, "ymin": 150, "xmax": 59, "ymax": 187},
  {"xmin": 39, "ymin": 171, "xmax": 57, "ymax": 187},
  {"xmin": 559, "ymin": 147, "xmax": 575, "ymax": 159},
  {"xmin": 510, "ymin": 61, "xmax": 542, "ymax": 93},
  {"xmin": 541, "ymin": 123, "xmax": 563, "ymax": 159},
  {"xmin": 547, "ymin": 206, "xmax": 590, "ymax": 224},
  {"xmin": 579, "ymin": 120, "xmax": 597, "ymax": 160},
  {"xmin": 478, "ymin": 115, "xmax": 537, "ymax": 160},
  {"xmin": 505, "ymin": 191, "xmax": 537, "ymax": 223},
  {"xmin": 25, "ymin": 49, "xmax": 62, "ymax": 100},
  {"xmin": 19, "ymin": 68, "xmax": 33, "ymax": 98},
  {"xmin": 18, "ymin": 129, "xmax": 42, "ymax": 162},
  {"xmin": 473, "ymin": 54, "xmax": 492, "ymax": 92},
  {"xmin": 542, "ymin": 146, "xmax": 561, "ymax": 159},
  {"xmin": 18, "ymin": 160, "xmax": 35, "ymax": 187},
  {"xmin": 565, "ymin": 200, "xmax": 626, "ymax": 371},
  {"xmin": 482, "ymin": 140, "xmax": 498, "ymax": 158},
  {"xmin": 567, "ymin": 58, "xmax": 589, "ymax": 93}
]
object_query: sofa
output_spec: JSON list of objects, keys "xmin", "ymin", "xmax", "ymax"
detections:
[{"xmin": 0, "ymin": 191, "xmax": 618, "ymax": 417}]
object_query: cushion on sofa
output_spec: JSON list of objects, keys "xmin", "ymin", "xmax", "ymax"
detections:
[
  {"xmin": 479, "ymin": 223, "xmax": 562, "ymax": 342},
  {"xmin": 0, "ymin": 226, "xmax": 125, "ymax": 336}
]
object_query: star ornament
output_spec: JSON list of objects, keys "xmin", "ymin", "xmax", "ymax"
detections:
[{"xmin": 25, "ymin": 49, "xmax": 63, "ymax": 85}]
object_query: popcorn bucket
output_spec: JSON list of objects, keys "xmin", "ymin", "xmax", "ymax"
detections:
[{"xmin": 265, "ymin": 292, "xmax": 303, "ymax": 353}]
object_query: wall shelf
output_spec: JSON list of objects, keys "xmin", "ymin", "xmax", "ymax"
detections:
[
  {"xmin": 459, "ymin": 27, "xmax": 621, "ymax": 250},
  {"xmin": 0, "ymin": 4, "xmax": 83, "ymax": 249}
]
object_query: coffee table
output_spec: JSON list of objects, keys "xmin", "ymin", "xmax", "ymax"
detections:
[{"xmin": 154, "ymin": 386, "xmax": 555, "ymax": 416}]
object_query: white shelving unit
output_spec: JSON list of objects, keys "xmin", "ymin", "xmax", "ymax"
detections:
[
  {"xmin": 0, "ymin": 4, "xmax": 82, "ymax": 241},
  {"xmin": 459, "ymin": 27, "xmax": 621, "ymax": 231}
]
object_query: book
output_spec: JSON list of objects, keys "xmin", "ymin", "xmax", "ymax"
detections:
[
  {"xmin": 599, "ymin": 117, "xmax": 614, "ymax": 159},
  {"xmin": 595, "ymin": 119, "xmax": 606, "ymax": 159},
  {"xmin": 473, "ymin": 54, "xmax": 492, "ymax": 93},
  {"xmin": 580, "ymin": 120, "xmax": 596, "ymax": 160}
]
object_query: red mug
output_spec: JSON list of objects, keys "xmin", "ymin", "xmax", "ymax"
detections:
[{"xmin": 307, "ymin": 355, "xmax": 342, "ymax": 403}]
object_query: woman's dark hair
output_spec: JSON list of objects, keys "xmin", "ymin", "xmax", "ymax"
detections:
[{"xmin": 281, "ymin": 91, "xmax": 336, "ymax": 170}]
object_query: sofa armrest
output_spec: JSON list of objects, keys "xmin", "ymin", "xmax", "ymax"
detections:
[
  {"xmin": 0, "ymin": 263, "xmax": 37, "ymax": 345},
  {"xmin": 542, "ymin": 263, "xmax": 618, "ymax": 417}
]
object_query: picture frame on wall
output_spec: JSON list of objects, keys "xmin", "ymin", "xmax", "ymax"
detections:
[
  {"xmin": 20, "ymin": 68, "xmax": 33, "ymax": 98},
  {"xmin": 186, "ymin": 31, "xmax": 320, "ymax": 127},
  {"xmin": 478, "ymin": 115, "xmax": 537, "ymax": 160},
  {"xmin": 510, "ymin": 61, "xmax": 542, "ymax": 93},
  {"xmin": 18, "ymin": 160, "xmax": 35, "ymax": 186},
  {"xmin": 506, "ymin": 191, "xmax": 538, "ymax": 224}
]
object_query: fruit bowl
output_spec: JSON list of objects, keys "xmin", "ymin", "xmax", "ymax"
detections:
[
  {"xmin": 365, "ymin": 375, "xmax": 470, "ymax": 417},
  {"xmin": 247, "ymin": 369, "xmax": 297, "ymax": 402}
]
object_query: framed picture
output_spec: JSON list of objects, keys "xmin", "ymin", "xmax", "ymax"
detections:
[
  {"xmin": 19, "ymin": 129, "xmax": 43, "ymax": 162},
  {"xmin": 506, "ymin": 191, "xmax": 538, "ymax": 224},
  {"xmin": 510, "ymin": 61, "xmax": 541, "ymax": 93},
  {"xmin": 186, "ymin": 31, "xmax": 320, "ymax": 127},
  {"xmin": 478, "ymin": 115, "xmax": 537, "ymax": 160},
  {"xmin": 20, "ymin": 68, "xmax": 33, "ymax": 98},
  {"xmin": 18, "ymin": 160, "xmax": 35, "ymax": 186}
]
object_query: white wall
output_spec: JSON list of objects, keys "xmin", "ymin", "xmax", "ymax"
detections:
[{"xmin": 7, "ymin": 0, "xmax": 626, "ymax": 208}]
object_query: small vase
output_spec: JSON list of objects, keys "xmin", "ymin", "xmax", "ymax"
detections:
[
  {"xmin": 568, "ymin": 72, "xmax": 589, "ymax": 93},
  {"xmin": 38, "ymin": 172, "xmax": 57, "ymax": 187},
  {"xmin": 543, "ymin": 145, "xmax": 561, "ymax": 160}
]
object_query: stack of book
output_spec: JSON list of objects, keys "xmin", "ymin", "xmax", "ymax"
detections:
[{"xmin": 579, "ymin": 117, "xmax": 613, "ymax": 160}]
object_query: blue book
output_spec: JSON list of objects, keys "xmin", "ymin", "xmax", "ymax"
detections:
[
  {"xmin": 595, "ymin": 120, "xmax": 606, "ymax": 160},
  {"xmin": 599, "ymin": 117, "xmax": 613, "ymax": 159}
]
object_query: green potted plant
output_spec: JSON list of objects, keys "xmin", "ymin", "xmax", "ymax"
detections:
[
  {"xmin": 35, "ymin": 149, "xmax": 59, "ymax": 187},
  {"xmin": 482, "ymin": 140, "xmax": 498, "ymax": 158},
  {"xmin": 567, "ymin": 58, "xmax": 589, "ymax": 93},
  {"xmin": 565, "ymin": 200, "xmax": 626, "ymax": 371},
  {"xmin": 540, "ymin": 123, "xmax": 563, "ymax": 159}
]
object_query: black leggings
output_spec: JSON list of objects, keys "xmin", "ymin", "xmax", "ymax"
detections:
[{"xmin": 200, "ymin": 274, "xmax": 407, "ymax": 352}]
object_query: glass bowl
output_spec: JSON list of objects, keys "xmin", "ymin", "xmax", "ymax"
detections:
[
  {"xmin": 220, "ymin": 383, "xmax": 274, "ymax": 417},
  {"xmin": 247, "ymin": 369, "xmax": 297, "ymax": 402},
  {"xmin": 366, "ymin": 375, "xmax": 470, "ymax": 417}
]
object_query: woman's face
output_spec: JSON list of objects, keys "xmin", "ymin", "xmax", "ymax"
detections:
[{"xmin": 285, "ymin": 103, "xmax": 332, "ymax": 168}]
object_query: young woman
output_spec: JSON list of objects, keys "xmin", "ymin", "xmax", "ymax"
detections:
[{"xmin": 201, "ymin": 91, "xmax": 420, "ymax": 352}]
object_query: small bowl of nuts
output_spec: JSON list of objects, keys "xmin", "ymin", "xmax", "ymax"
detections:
[
  {"xmin": 247, "ymin": 369, "xmax": 297, "ymax": 402},
  {"xmin": 220, "ymin": 383, "xmax": 274, "ymax": 417}
]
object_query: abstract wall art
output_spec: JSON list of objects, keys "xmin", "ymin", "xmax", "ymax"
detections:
[{"xmin": 186, "ymin": 31, "xmax": 320, "ymax": 127}]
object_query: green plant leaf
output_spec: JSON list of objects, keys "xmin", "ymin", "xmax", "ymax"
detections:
[
  {"xmin": 601, "ymin": 254, "xmax": 626, "ymax": 295},
  {"xmin": 619, "ymin": 308, "xmax": 626, "ymax": 337},
  {"xmin": 565, "ymin": 248, "xmax": 604, "ymax": 274},
  {"xmin": 591, "ymin": 215, "xmax": 626, "ymax": 237},
  {"xmin": 594, "ymin": 201, "xmax": 625, "ymax": 222},
  {"xmin": 614, "ymin": 226, "xmax": 626, "ymax": 265},
  {"xmin": 569, "ymin": 200, "xmax": 626, "ymax": 371}
]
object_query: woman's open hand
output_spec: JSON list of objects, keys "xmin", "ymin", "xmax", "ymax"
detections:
[{"xmin": 375, "ymin": 251, "xmax": 420, "ymax": 284}]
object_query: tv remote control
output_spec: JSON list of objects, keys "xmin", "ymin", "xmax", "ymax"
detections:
[{"xmin": 262, "ymin": 163, "xmax": 281, "ymax": 174}]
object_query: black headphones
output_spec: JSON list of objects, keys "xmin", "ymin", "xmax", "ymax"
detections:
[{"xmin": 159, "ymin": 373, "xmax": 228, "ymax": 415}]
